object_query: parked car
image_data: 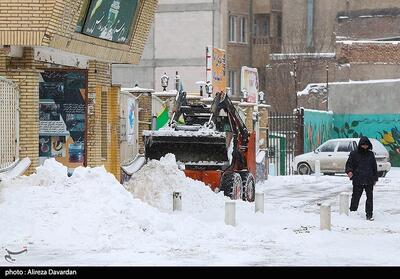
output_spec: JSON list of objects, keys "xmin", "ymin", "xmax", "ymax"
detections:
[{"xmin": 294, "ymin": 138, "xmax": 391, "ymax": 177}]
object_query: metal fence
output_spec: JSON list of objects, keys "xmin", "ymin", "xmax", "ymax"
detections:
[
  {"xmin": 268, "ymin": 109, "xmax": 303, "ymax": 175},
  {"xmin": 0, "ymin": 77, "xmax": 19, "ymax": 172}
]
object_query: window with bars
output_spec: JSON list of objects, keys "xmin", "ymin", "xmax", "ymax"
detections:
[
  {"xmin": 253, "ymin": 18, "xmax": 259, "ymax": 36},
  {"xmin": 239, "ymin": 17, "xmax": 247, "ymax": 43},
  {"xmin": 263, "ymin": 15, "xmax": 270, "ymax": 36},
  {"xmin": 229, "ymin": 15, "xmax": 237, "ymax": 42}
]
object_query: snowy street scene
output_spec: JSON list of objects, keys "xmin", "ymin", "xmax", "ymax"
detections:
[
  {"xmin": 2, "ymin": 0, "xmax": 400, "ymax": 270},
  {"xmin": 1, "ymin": 157, "xmax": 400, "ymax": 266}
]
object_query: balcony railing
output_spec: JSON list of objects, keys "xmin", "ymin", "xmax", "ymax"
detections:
[
  {"xmin": 253, "ymin": 36, "xmax": 270, "ymax": 45},
  {"xmin": 253, "ymin": 36, "xmax": 282, "ymax": 49}
]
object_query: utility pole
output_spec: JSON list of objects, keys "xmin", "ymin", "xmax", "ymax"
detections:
[
  {"xmin": 293, "ymin": 59, "xmax": 298, "ymax": 109},
  {"xmin": 326, "ymin": 63, "xmax": 329, "ymax": 111}
]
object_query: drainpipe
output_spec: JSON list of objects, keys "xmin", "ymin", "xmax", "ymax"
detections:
[
  {"xmin": 212, "ymin": 0, "xmax": 215, "ymax": 48},
  {"xmin": 306, "ymin": 0, "xmax": 314, "ymax": 50},
  {"xmin": 249, "ymin": 0, "xmax": 253, "ymax": 66}
]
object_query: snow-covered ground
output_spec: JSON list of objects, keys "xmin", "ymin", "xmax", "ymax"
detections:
[{"xmin": 1, "ymin": 156, "xmax": 400, "ymax": 266}]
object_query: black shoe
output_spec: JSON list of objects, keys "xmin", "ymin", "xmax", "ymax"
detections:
[{"xmin": 366, "ymin": 215, "xmax": 374, "ymax": 221}]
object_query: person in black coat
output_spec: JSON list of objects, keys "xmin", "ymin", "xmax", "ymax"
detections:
[{"xmin": 345, "ymin": 136, "xmax": 378, "ymax": 220}]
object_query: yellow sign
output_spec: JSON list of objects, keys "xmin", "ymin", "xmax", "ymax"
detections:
[{"xmin": 206, "ymin": 47, "xmax": 226, "ymax": 96}]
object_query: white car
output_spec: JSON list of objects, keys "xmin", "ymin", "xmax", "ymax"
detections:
[{"xmin": 294, "ymin": 138, "xmax": 391, "ymax": 177}]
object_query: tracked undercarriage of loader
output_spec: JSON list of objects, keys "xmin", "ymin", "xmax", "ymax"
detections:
[{"xmin": 143, "ymin": 91, "xmax": 256, "ymax": 202}]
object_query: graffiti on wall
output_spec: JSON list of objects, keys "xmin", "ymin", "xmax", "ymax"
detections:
[
  {"xmin": 378, "ymin": 127, "xmax": 400, "ymax": 167},
  {"xmin": 333, "ymin": 114, "xmax": 400, "ymax": 167},
  {"xmin": 304, "ymin": 110, "xmax": 334, "ymax": 153}
]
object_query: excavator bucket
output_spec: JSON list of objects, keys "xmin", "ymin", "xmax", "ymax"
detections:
[{"xmin": 143, "ymin": 130, "xmax": 229, "ymax": 164}]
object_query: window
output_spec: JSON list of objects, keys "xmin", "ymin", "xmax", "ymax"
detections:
[
  {"xmin": 239, "ymin": 17, "xmax": 247, "ymax": 43},
  {"xmin": 229, "ymin": 15, "xmax": 237, "ymax": 42},
  {"xmin": 320, "ymin": 141, "xmax": 337, "ymax": 152},
  {"xmin": 78, "ymin": 0, "xmax": 140, "ymax": 44},
  {"xmin": 263, "ymin": 15, "xmax": 270, "ymax": 36},
  {"xmin": 229, "ymin": 71, "xmax": 236, "ymax": 96},
  {"xmin": 337, "ymin": 141, "xmax": 352, "ymax": 152},
  {"xmin": 277, "ymin": 14, "xmax": 282, "ymax": 38},
  {"xmin": 253, "ymin": 18, "xmax": 259, "ymax": 37}
]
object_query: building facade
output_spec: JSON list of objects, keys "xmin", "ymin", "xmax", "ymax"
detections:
[
  {"xmin": 266, "ymin": 0, "xmax": 400, "ymax": 113},
  {"xmin": 112, "ymin": 0, "xmax": 282, "ymax": 99},
  {"xmin": 113, "ymin": 0, "xmax": 221, "ymax": 94},
  {"xmin": 0, "ymin": 0, "xmax": 158, "ymax": 177},
  {"xmin": 281, "ymin": 0, "xmax": 400, "ymax": 53}
]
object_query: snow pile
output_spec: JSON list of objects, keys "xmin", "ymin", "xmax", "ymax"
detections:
[
  {"xmin": 124, "ymin": 153, "xmax": 226, "ymax": 213},
  {"xmin": 0, "ymin": 157, "xmax": 267, "ymax": 266},
  {"xmin": 0, "ymin": 159, "xmax": 174, "ymax": 252},
  {"xmin": 26, "ymin": 158, "xmax": 68, "ymax": 186},
  {"xmin": 2, "ymin": 157, "xmax": 400, "ymax": 265}
]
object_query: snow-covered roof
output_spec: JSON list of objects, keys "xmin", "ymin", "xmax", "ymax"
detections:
[
  {"xmin": 121, "ymin": 86, "xmax": 155, "ymax": 93},
  {"xmin": 337, "ymin": 40, "xmax": 400, "ymax": 45},
  {"xmin": 298, "ymin": 78, "xmax": 400, "ymax": 96},
  {"xmin": 329, "ymin": 78, "xmax": 400, "ymax": 85},
  {"xmin": 303, "ymin": 108, "xmax": 333, "ymax": 114},
  {"xmin": 270, "ymin": 53, "xmax": 335, "ymax": 60},
  {"xmin": 297, "ymin": 83, "xmax": 327, "ymax": 96},
  {"xmin": 153, "ymin": 91, "xmax": 178, "ymax": 97}
]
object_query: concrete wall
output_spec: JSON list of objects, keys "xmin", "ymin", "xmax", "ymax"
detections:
[
  {"xmin": 328, "ymin": 80, "xmax": 400, "ymax": 114},
  {"xmin": 282, "ymin": 0, "xmax": 400, "ymax": 52},
  {"xmin": 112, "ymin": 64, "xmax": 155, "ymax": 89},
  {"xmin": 112, "ymin": 0, "xmax": 218, "ymax": 93}
]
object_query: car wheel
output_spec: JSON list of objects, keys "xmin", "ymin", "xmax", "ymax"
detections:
[{"xmin": 297, "ymin": 162, "xmax": 311, "ymax": 175}]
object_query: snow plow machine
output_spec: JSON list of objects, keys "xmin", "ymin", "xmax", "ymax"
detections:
[{"xmin": 143, "ymin": 91, "xmax": 256, "ymax": 202}]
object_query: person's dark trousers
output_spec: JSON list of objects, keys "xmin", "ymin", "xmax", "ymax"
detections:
[
  {"xmin": 350, "ymin": 184, "xmax": 373, "ymax": 217},
  {"xmin": 364, "ymin": 184, "xmax": 373, "ymax": 217}
]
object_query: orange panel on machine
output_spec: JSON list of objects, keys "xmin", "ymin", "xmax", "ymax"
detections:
[
  {"xmin": 184, "ymin": 170, "xmax": 222, "ymax": 190},
  {"xmin": 247, "ymin": 132, "xmax": 257, "ymax": 178}
]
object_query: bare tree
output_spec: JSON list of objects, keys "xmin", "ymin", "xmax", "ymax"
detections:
[{"xmin": 266, "ymin": 19, "xmax": 335, "ymax": 113}]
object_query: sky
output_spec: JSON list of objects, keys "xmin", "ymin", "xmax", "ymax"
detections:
[{"xmin": 1, "ymin": 156, "xmax": 400, "ymax": 266}]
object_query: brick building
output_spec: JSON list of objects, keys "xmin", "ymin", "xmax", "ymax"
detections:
[
  {"xmin": 0, "ymin": 0, "xmax": 158, "ymax": 178},
  {"xmin": 265, "ymin": 0, "xmax": 400, "ymax": 113},
  {"xmin": 281, "ymin": 0, "xmax": 400, "ymax": 52}
]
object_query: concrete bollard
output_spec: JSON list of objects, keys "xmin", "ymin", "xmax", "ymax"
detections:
[
  {"xmin": 339, "ymin": 192, "xmax": 349, "ymax": 215},
  {"xmin": 173, "ymin": 192, "xmax": 182, "ymax": 211},
  {"xmin": 255, "ymin": 193, "xmax": 264, "ymax": 213},
  {"xmin": 320, "ymin": 204, "xmax": 331, "ymax": 230},
  {"xmin": 225, "ymin": 201, "xmax": 236, "ymax": 226},
  {"xmin": 315, "ymin": 160, "xmax": 321, "ymax": 177}
]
